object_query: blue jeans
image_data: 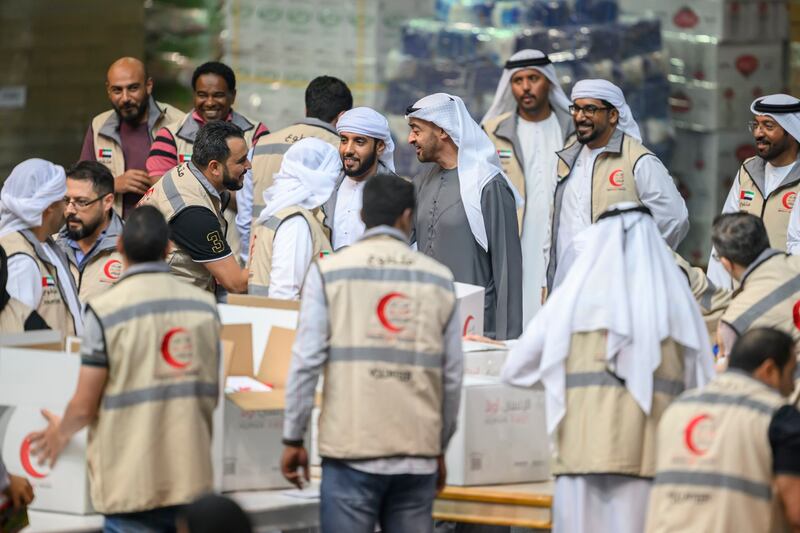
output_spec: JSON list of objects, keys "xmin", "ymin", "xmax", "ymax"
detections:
[
  {"xmin": 321, "ymin": 459, "xmax": 438, "ymax": 533},
  {"xmin": 104, "ymin": 505, "xmax": 183, "ymax": 533}
]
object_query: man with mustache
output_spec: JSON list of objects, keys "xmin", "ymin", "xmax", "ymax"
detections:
[
  {"xmin": 543, "ymin": 79, "xmax": 688, "ymax": 293},
  {"xmin": 139, "ymin": 121, "xmax": 251, "ymax": 296},
  {"xmin": 55, "ymin": 161, "xmax": 124, "ymax": 303},
  {"xmin": 80, "ymin": 57, "xmax": 183, "ymax": 218}
]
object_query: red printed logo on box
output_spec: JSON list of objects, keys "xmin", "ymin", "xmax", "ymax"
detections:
[
  {"xmin": 736, "ymin": 55, "xmax": 759, "ymax": 78},
  {"xmin": 20, "ymin": 437, "xmax": 48, "ymax": 479},
  {"xmin": 672, "ymin": 6, "xmax": 699, "ymax": 28}
]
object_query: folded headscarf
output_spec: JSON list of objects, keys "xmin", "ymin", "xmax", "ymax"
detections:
[
  {"xmin": 0, "ymin": 159, "xmax": 67, "ymax": 238},
  {"xmin": 336, "ymin": 107, "xmax": 396, "ymax": 172},
  {"xmin": 571, "ymin": 79, "xmax": 642, "ymax": 142}
]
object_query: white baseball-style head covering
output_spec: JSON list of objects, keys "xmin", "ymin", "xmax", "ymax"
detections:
[
  {"xmin": 571, "ymin": 79, "xmax": 642, "ymax": 142},
  {"xmin": 257, "ymin": 138, "xmax": 342, "ymax": 224},
  {"xmin": 501, "ymin": 203, "xmax": 714, "ymax": 434},
  {"xmin": 750, "ymin": 93, "xmax": 800, "ymax": 142},
  {"xmin": 406, "ymin": 93, "xmax": 522, "ymax": 251},
  {"xmin": 0, "ymin": 158, "xmax": 67, "ymax": 238},
  {"xmin": 481, "ymin": 49, "xmax": 571, "ymax": 125},
  {"xmin": 336, "ymin": 107, "xmax": 396, "ymax": 172}
]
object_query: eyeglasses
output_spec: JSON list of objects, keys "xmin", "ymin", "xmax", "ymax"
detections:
[
  {"xmin": 63, "ymin": 196, "xmax": 104, "ymax": 209},
  {"xmin": 569, "ymin": 104, "xmax": 611, "ymax": 117},
  {"xmin": 747, "ymin": 120, "xmax": 779, "ymax": 133}
]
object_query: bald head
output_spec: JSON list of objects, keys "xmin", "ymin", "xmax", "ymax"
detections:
[{"xmin": 106, "ymin": 57, "xmax": 152, "ymax": 125}]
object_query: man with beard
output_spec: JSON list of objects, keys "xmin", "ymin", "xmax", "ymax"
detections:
[
  {"xmin": 139, "ymin": 121, "xmax": 250, "ymax": 295},
  {"xmin": 709, "ymin": 94, "xmax": 800, "ymax": 288},
  {"xmin": 543, "ymin": 79, "xmax": 688, "ymax": 293},
  {"xmin": 55, "ymin": 161, "xmax": 124, "ymax": 303},
  {"xmin": 324, "ymin": 107, "xmax": 397, "ymax": 249},
  {"xmin": 80, "ymin": 57, "xmax": 183, "ymax": 218}
]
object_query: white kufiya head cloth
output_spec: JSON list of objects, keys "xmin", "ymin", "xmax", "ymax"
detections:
[
  {"xmin": 0, "ymin": 158, "xmax": 67, "ymax": 238},
  {"xmin": 258, "ymin": 137, "xmax": 342, "ymax": 224},
  {"xmin": 750, "ymin": 94, "xmax": 800, "ymax": 142},
  {"xmin": 336, "ymin": 107, "xmax": 396, "ymax": 172},
  {"xmin": 407, "ymin": 93, "xmax": 522, "ymax": 251},
  {"xmin": 481, "ymin": 49, "xmax": 571, "ymax": 125},
  {"xmin": 570, "ymin": 79, "xmax": 642, "ymax": 142}
]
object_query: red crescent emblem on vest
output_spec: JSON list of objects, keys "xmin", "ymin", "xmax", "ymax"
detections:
[
  {"xmin": 20, "ymin": 437, "xmax": 48, "ymax": 479},
  {"xmin": 462, "ymin": 315, "xmax": 475, "ymax": 336},
  {"xmin": 103, "ymin": 259, "xmax": 122, "ymax": 280},
  {"xmin": 608, "ymin": 169, "xmax": 624, "ymax": 187},
  {"xmin": 684, "ymin": 414, "xmax": 713, "ymax": 456},
  {"xmin": 782, "ymin": 192, "xmax": 797, "ymax": 210},
  {"xmin": 376, "ymin": 292, "xmax": 409, "ymax": 333},
  {"xmin": 161, "ymin": 327, "xmax": 192, "ymax": 369}
]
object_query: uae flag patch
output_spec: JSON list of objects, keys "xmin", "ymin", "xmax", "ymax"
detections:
[
  {"xmin": 41, "ymin": 275, "xmax": 56, "ymax": 287},
  {"xmin": 497, "ymin": 149, "xmax": 512, "ymax": 159},
  {"xmin": 740, "ymin": 190, "xmax": 755, "ymax": 201},
  {"xmin": 179, "ymin": 153, "xmax": 192, "ymax": 163},
  {"xmin": 98, "ymin": 148, "xmax": 113, "ymax": 159},
  {"xmin": 319, "ymin": 250, "xmax": 331, "ymax": 259}
]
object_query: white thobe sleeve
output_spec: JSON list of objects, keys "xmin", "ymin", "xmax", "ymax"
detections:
[
  {"xmin": 6, "ymin": 255, "xmax": 42, "ymax": 309},
  {"xmin": 707, "ymin": 178, "xmax": 740, "ymax": 289},
  {"xmin": 787, "ymin": 187, "xmax": 800, "ymax": 255},
  {"xmin": 235, "ymin": 146, "xmax": 256, "ymax": 263},
  {"xmin": 268, "ymin": 217, "xmax": 314, "ymax": 300},
  {"xmin": 633, "ymin": 155, "xmax": 689, "ymax": 248}
]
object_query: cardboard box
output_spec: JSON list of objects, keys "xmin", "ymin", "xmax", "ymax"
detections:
[
  {"xmin": 462, "ymin": 341, "xmax": 509, "ymax": 377},
  {"xmin": 0, "ymin": 345, "xmax": 92, "ymax": 515},
  {"xmin": 445, "ymin": 376, "xmax": 550, "ymax": 486},
  {"xmin": 455, "ymin": 282, "xmax": 485, "ymax": 337}
]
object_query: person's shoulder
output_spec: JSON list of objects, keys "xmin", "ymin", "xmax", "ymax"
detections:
[
  {"xmin": 481, "ymin": 111, "xmax": 514, "ymax": 133},
  {"xmin": 155, "ymin": 101, "xmax": 186, "ymax": 124}
]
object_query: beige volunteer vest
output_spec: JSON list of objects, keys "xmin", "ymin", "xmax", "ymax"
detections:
[
  {"xmin": 736, "ymin": 156, "xmax": 800, "ymax": 251},
  {"xmin": 138, "ymin": 162, "xmax": 227, "ymax": 292},
  {"xmin": 721, "ymin": 250, "xmax": 800, "ymax": 344},
  {"xmin": 553, "ymin": 330, "xmax": 686, "ymax": 477},
  {"xmin": 546, "ymin": 130, "xmax": 649, "ymax": 290},
  {"xmin": 249, "ymin": 119, "xmax": 340, "ymax": 226},
  {"xmin": 86, "ymin": 269, "xmax": 219, "ymax": 514},
  {"xmin": 674, "ymin": 252, "xmax": 731, "ymax": 347},
  {"xmin": 92, "ymin": 98, "xmax": 183, "ymax": 215},
  {"xmin": 316, "ymin": 233, "xmax": 456, "ymax": 459},
  {"xmin": 0, "ymin": 231, "xmax": 76, "ymax": 336},
  {"xmin": 645, "ymin": 371, "xmax": 788, "ymax": 533},
  {"xmin": 247, "ymin": 206, "xmax": 332, "ymax": 296},
  {"xmin": 0, "ymin": 298, "xmax": 32, "ymax": 333}
]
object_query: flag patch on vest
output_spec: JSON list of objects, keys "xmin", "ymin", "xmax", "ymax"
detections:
[
  {"xmin": 740, "ymin": 190, "xmax": 755, "ymax": 202},
  {"xmin": 98, "ymin": 148, "xmax": 112, "ymax": 159},
  {"xmin": 319, "ymin": 251, "xmax": 331, "ymax": 259},
  {"xmin": 41, "ymin": 275, "xmax": 55, "ymax": 287},
  {"xmin": 497, "ymin": 149, "xmax": 512, "ymax": 159},
  {"xmin": 179, "ymin": 153, "xmax": 192, "ymax": 163}
]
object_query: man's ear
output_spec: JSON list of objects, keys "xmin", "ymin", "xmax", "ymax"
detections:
[
  {"xmin": 437, "ymin": 127, "xmax": 451, "ymax": 141},
  {"xmin": 720, "ymin": 256, "xmax": 734, "ymax": 274},
  {"xmin": 609, "ymin": 108, "xmax": 619, "ymax": 126},
  {"xmin": 376, "ymin": 139, "xmax": 386, "ymax": 157}
]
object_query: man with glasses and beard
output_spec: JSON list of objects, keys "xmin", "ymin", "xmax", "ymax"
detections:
[
  {"xmin": 55, "ymin": 161, "xmax": 124, "ymax": 303},
  {"xmin": 324, "ymin": 107, "xmax": 397, "ymax": 249},
  {"xmin": 543, "ymin": 79, "xmax": 688, "ymax": 293},
  {"xmin": 138, "ymin": 121, "xmax": 250, "ymax": 296},
  {"xmin": 80, "ymin": 57, "xmax": 183, "ymax": 218}
]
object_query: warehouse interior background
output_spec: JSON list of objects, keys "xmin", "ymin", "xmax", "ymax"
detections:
[{"xmin": 0, "ymin": 0, "xmax": 796, "ymax": 266}]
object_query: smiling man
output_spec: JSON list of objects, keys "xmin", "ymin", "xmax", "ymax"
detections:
[
  {"xmin": 543, "ymin": 79, "xmax": 688, "ymax": 292},
  {"xmin": 55, "ymin": 161, "xmax": 124, "ymax": 303},
  {"xmin": 323, "ymin": 107, "xmax": 397, "ymax": 249}
]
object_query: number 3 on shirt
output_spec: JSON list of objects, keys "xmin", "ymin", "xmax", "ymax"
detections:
[{"xmin": 207, "ymin": 230, "xmax": 224, "ymax": 254}]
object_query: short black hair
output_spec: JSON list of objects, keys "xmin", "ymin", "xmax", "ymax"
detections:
[
  {"xmin": 305, "ymin": 76, "xmax": 353, "ymax": 123},
  {"xmin": 729, "ymin": 327, "xmax": 794, "ymax": 373},
  {"xmin": 65, "ymin": 160, "xmax": 114, "ymax": 197},
  {"xmin": 362, "ymin": 174, "xmax": 415, "ymax": 229},
  {"xmin": 192, "ymin": 121, "xmax": 245, "ymax": 168},
  {"xmin": 192, "ymin": 61, "xmax": 236, "ymax": 92},
  {"xmin": 711, "ymin": 212, "xmax": 770, "ymax": 267},
  {"xmin": 179, "ymin": 494, "xmax": 252, "ymax": 533},
  {"xmin": 124, "ymin": 206, "xmax": 169, "ymax": 263}
]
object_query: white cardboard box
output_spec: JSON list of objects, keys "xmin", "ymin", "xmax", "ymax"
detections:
[
  {"xmin": 446, "ymin": 376, "xmax": 550, "ymax": 486},
  {"xmin": 462, "ymin": 341, "xmax": 509, "ymax": 378},
  {"xmin": 455, "ymin": 282, "xmax": 485, "ymax": 337}
]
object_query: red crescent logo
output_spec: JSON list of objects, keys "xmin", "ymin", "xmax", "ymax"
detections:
[
  {"xmin": 793, "ymin": 301, "xmax": 800, "ymax": 330},
  {"xmin": 161, "ymin": 327, "xmax": 191, "ymax": 369},
  {"xmin": 103, "ymin": 259, "xmax": 122, "ymax": 280},
  {"xmin": 376, "ymin": 292, "xmax": 409, "ymax": 333},
  {"xmin": 782, "ymin": 192, "xmax": 797, "ymax": 210},
  {"xmin": 684, "ymin": 414, "xmax": 713, "ymax": 456},
  {"xmin": 736, "ymin": 55, "xmax": 759, "ymax": 78},
  {"xmin": 608, "ymin": 169, "xmax": 624, "ymax": 187},
  {"xmin": 20, "ymin": 437, "xmax": 47, "ymax": 479},
  {"xmin": 673, "ymin": 6, "xmax": 699, "ymax": 28},
  {"xmin": 462, "ymin": 315, "xmax": 475, "ymax": 336}
]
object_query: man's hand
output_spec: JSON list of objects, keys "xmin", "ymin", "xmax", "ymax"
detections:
[
  {"xmin": 5, "ymin": 475, "xmax": 34, "ymax": 509},
  {"xmin": 436, "ymin": 455, "xmax": 448, "ymax": 493},
  {"xmin": 280, "ymin": 446, "xmax": 310, "ymax": 489},
  {"xmin": 27, "ymin": 410, "xmax": 67, "ymax": 468},
  {"xmin": 115, "ymin": 169, "xmax": 152, "ymax": 195}
]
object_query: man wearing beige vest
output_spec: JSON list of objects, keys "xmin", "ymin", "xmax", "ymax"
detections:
[
  {"xmin": 56, "ymin": 161, "xmax": 124, "ymax": 304},
  {"xmin": 481, "ymin": 49, "xmax": 573, "ymax": 326},
  {"xmin": 30, "ymin": 206, "xmax": 220, "ymax": 532},
  {"xmin": 709, "ymin": 94, "xmax": 800, "ymax": 290},
  {"xmin": 79, "ymin": 57, "xmax": 183, "ymax": 218},
  {"xmin": 503, "ymin": 204, "xmax": 714, "ymax": 533},
  {"xmin": 1, "ymin": 245, "xmax": 49, "ymax": 333},
  {"xmin": 281, "ymin": 174, "xmax": 463, "ymax": 533},
  {"xmin": 646, "ymin": 327, "xmax": 800, "ymax": 533},
  {"xmin": 712, "ymin": 212, "xmax": 800, "ymax": 362},
  {"xmin": 0, "ymin": 159, "xmax": 82, "ymax": 336},
  {"xmin": 544, "ymin": 79, "xmax": 688, "ymax": 293},
  {"xmin": 248, "ymin": 138, "xmax": 340, "ymax": 298},
  {"xmin": 139, "ymin": 121, "xmax": 250, "ymax": 297},
  {"xmin": 238, "ymin": 76, "xmax": 352, "ymax": 261}
]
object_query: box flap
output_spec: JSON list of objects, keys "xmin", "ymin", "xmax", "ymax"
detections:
[
  {"xmin": 454, "ymin": 281, "xmax": 485, "ymax": 298},
  {"xmin": 256, "ymin": 327, "xmax": 296, "ymax": 388},
  {"xmin": 221, "ymin": 340, "xmax": 236, "ymax": 379},
  {"xmin": 227, "ymin": 390, "xmax": 285, "ymax": 411},
  {"xmin": 221, "ymin": 324, "xmax": 253, "ymax": 378},
  {"xmin": 0, "ymin": 330, "xmax": 63, "ymax": 348},
  {"xmin": 227, "ymin": 294, "xmax": 300, "ymax": 311}
]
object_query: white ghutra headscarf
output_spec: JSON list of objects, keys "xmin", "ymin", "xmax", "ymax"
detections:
[
  {"xmin": 751, "ymin": 93, "xmax": 800, "ymax": 142},
  {"xmin": 0, "ymin": 159, "xmax": 67, "ymax": 238},
  {"xmin": 336, "ymin": 107, "xmax": 396, "ymax": 172},
  {"xmin": 406, "ymin": 93, "xmax": 522, "ymax": 251},
  {"xmin": 571, "ymin": 79, "xmax": 642, "ymax": 142}
]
